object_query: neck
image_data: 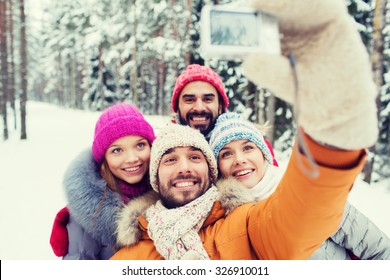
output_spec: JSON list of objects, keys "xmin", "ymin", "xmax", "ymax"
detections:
[{"xmin": 119, "ymin": 177, "xmax": 150, "ymax": 203}]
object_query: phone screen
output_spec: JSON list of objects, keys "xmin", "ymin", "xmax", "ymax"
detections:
[{"xmin": 210, "ymin": 10, "xmax": 260, "ymax": 47}]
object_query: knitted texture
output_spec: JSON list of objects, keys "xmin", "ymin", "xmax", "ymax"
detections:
[
  {"xmin": 171, "ymin": 64, "xmax": 229, "ymax": 112},
  {"xmin": 119, "ymin": 179, "xmax": 150, "ymax": 204},
  {"xmin": 209, "ymin": 112, "xmax": 273, "ymax": 164},
  {"xmin": 149, "ymin": 124, "xmax": 218, "ymax": 192},
  {"xmin": 92, "ymin": 103, "xmax": 156, "ymax": 164},
  {"xmin": 242, "ymin": 0, "xmax": 378, "ymax": 150},
  {"xmin": 145, "ymin": 186, "xmax": 218, "ymax": 260}
]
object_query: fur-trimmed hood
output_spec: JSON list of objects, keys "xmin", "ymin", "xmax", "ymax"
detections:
[
  {"xmin": 64, "ymin": 148, "xmax": 157, "ymax": 246},
  {"xmin": 116, "ymin": 176, "xmax": 253, "ymax": 246}
]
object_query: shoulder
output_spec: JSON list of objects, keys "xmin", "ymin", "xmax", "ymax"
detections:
[
  {"xmin": 63, "ymin": 148, "xmax": 104, "ymax": 192},
  {"xmin": 216, "ymin": 177, "xmax": 255, "ymax": 215},
  {"xmin": 116, "ymin": 191, "xmax": 159, "ymax": 247},
  {"xmin": 64, "ymin": 148, "xmax": 109, "ymax": 208}
]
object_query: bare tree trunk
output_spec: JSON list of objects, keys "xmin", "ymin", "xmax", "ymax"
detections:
[
  {"xmin": 131, "ymin": 0, "xmax": 138, "ymax": 107},
  {"xmin": 0, "ymin": 0, "xmax": 9, "ymax": 140},
  {"xmin": 97, "ymin": 46, "xmax": 104, "ymax": 108},
  {"xmin": 57, "ymin": 52, "xmax": 64, "ymax": 105},
  {"xmin": 75, "ymin": 60, "xmax": 83, "ymax": 109},
  {"xmin": 81, "ymin": 50, "xmax": 89, "ymax": 108},
  {"xmin": 69, "ymin": 54, "xmax": 76, "ymax": 108},
  {"xmin": 266, "ymin": 94, "xmax": 276, "ymax": 144},
  {"xmin": 151, "ymin": 59, "xmax": 158, "ymax": 115},
  {"xmin": 140, "ymin": 60, "xmax": 145, "ymax": 107},
  {"xmin": 246, "ymin": 81, "xmax": 256, "ymax": 120},
  {"xmin": 363, "ymin": 0, "xmax": 385, "ymax": 183},
  {"xmin": 160, "ymin": 61, "xmax": 167, "ymax": 115},
  {"xmin": 184, "ymin": 0, "xmax": 193, "ymax": 65},
  {"xmin": 19, "ymin": 0, "xmax": 27, "ymax": 140},
  {"xmin": 8, "ymin": 0, "xmax": 16, "ymax": 129},
  {"xmin": 372, "ymin": 0, "xmax": 385, "ymax": 87}
]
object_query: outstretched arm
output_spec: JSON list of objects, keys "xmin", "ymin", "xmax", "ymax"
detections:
[
  {"xmin": 243, "ymin": 0, "xmax": 378, "ymax": 150},
  {"xmin": 248, "ymin": 134, "xmax": 366, "ymax": 259}
]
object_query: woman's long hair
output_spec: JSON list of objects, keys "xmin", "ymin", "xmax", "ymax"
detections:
[{"xmin": 100, "ymin": 160, "xmax": 123, "ymax": 195}]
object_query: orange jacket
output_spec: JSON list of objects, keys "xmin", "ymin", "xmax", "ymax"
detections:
[{"xmin": 111, "ymin": 135, "xmax": 366, "ymax": 260}]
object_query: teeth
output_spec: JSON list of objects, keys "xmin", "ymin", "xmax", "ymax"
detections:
[
  {"xmin": 235, "ymin": 170, "xmax": 252, "ymax": 177},
  {"xmin": 176, "ymin": 181, "xmax": 195, "ymax": 187},
  {"xmin": 125, "ymin": 166, "xmax": 140, "ymax": 172},
  {"xmin": 193, "ymin": 117, "xmax": 206, "ymax": 121}
]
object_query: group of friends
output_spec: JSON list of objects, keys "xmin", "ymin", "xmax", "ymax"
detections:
[{"xmin": 49, "ymin": 0, "xmax": 390, "ymax": 260}]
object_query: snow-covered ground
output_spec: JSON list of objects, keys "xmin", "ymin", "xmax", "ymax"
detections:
[{"xmin": 0, "ymin": 101, "xmax": 389, "ymax": 260}]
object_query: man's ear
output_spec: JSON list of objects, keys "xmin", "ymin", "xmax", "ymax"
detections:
[{"xmin": 218, "ymin": 104, "xmax": 223, "ymax": 115}]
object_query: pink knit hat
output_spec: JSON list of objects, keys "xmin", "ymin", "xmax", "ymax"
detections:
[
  {"xmin": 92, "ymin": 103, "xmax": 156, "ymax": 164},
  {"xmin": 171, "ymin": 64, "xmax": 229, "ymax": 112}
]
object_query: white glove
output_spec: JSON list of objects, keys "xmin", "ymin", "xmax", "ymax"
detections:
[{"xmin": 242, "ymin": 0, "xmax": 378, "ymax": 150}]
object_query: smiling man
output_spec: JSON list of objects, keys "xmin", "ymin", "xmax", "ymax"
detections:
[
  {"xmin": 111, "ymin": 123, "xmax": 368, "ymax": 260},
  {"xmin": 157, "ymin": 146, "xmax": 212, "ymax": 209},
  {"xmin": 171, "ymin": 64, "xmax": 279, "ymax": 167},
  {"xmin": 171, "ymin": 64, "xmax": 229, "ymax": 138}
]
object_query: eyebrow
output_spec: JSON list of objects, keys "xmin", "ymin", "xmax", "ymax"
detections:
[
  {"xmin": 220, "ymin": 140, "xmax": 252, "ymax": 150},
  {"xmin": 181, "ymin": 93, "xmax": 216, "ymax": 98},
  {"xmin": 163, "ymin": 147, "xmax": 202, "ymax": 156},
  {"xmin": 163, "ymin": 148, "xmax": 175, "ymax": 155}
]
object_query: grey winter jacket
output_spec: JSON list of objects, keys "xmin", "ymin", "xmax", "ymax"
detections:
[
  {"xmin": 309, "ymin": 202, "xmax": 390, "ymax": 260},
  {"xmin": 64, "ymin": 215, "xmax": 115, "ymax": 260},
  {"xmin": 63, "ymin": 149, "xmax": 157, "ymax": 260}
]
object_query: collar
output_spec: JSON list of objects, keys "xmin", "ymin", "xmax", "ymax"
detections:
[{"xmin": 116, "ymin": 177, "xmax": 253, "ymax": 247}]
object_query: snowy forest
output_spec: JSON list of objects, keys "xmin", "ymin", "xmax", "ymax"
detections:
[{"xmin": 0, "ymin": 0, "xmax": 389, "ymax": 183}]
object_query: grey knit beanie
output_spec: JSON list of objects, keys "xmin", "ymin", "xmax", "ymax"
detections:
[{"xmin": 150, "ymin": 124, "xmax": 218, "ymax": 192}]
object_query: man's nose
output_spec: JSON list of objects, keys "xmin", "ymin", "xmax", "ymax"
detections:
[
  {"xmin": 193, "ymin": 99, "xmax": 206, "ymax": 111},
  {"xmin": 177, "ymin": 158, "xmax": 192, "ymax": 174}
]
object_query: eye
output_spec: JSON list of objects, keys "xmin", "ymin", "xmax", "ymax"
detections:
[
  {"xmin": 136, "ymin": 141, "xmax": 147, "ymax": 149},
  {"xmin": 190, "ymin": 154, "xmax": 201, "ymax": 161},
  {"xmin": 220, "ymin": 150, "xmax": 233, "ymax": 159},
  {"xmin": 183, "ymin": 97, "xmax": 195, "ymax": 103},
  {"xmin": 112, "ymin": 147, "xmax": 122, "ymax": 154},
  {"xmin": 204, "ymin": 96, "xmax": 215, "ymax": 103},
  {"xmin": 243, "ymin": 145, "xmax": 255, "ymax": 152},
  {"xmin": 162, "ymin": 156, "xmax": 176, "ymax": 164}
]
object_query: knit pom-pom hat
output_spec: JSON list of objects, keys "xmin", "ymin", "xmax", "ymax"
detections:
[
  {"xmin": 209, "ymin": 113, "xmax": 273, "ymax": 165},
  {"xmin": 149, "ymin": 124, "xmax": 218, "ymax": 192},
  {"xmin": 92, "ymin": 103, "xmax": 156, "ymax": 164},
  {"xmin": 171, "ymin": 64, "xmax": 229, "ymax": 112}
]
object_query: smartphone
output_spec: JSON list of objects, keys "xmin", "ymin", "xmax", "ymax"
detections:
[{"xmin": 200, "ymin": 4, "xmax": 281, "ymax": 60}]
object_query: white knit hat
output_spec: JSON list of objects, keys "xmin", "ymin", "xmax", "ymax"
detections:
[{"xmin": 149, "ymin": 124, "xmax": 218, "ymax": 192}]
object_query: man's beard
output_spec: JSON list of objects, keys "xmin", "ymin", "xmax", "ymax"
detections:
[
  {"xmin": 178, "ymin": 110, "xmax": 217, "ymax": 137},
  {"xmin": 158, "ymin": 174, "xmax": 210, "ymax": 209}
]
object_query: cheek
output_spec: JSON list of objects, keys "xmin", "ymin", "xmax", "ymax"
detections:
[
  {"xmin": 157, "ymin": 166, "xmax": 169, "ymax": 185},
  {"xmin": 210, "ymin": 104, "xmax": 220, "ymax": 115},
  {"xmin": 178, "ymin": 102, "xmax": 190, "ymax": 114},
  {"xmin": 218, "ymin": 161, "xmax": 232, "ymax": 177},
  {"xmin": 105, "ymin": 156, "xmax": 119, "ymax": 170},
  {"xmin": 139, "ymin": 149, "xmax": 151, "ymax": 163},
  {"xmin": 254, "ymin": 159, "xmax": 267, "ymax": 179}
]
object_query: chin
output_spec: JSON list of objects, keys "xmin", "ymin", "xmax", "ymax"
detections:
[{"xmin": 237, "ymin": 179, "xmax": 254, "ymax": 189}]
